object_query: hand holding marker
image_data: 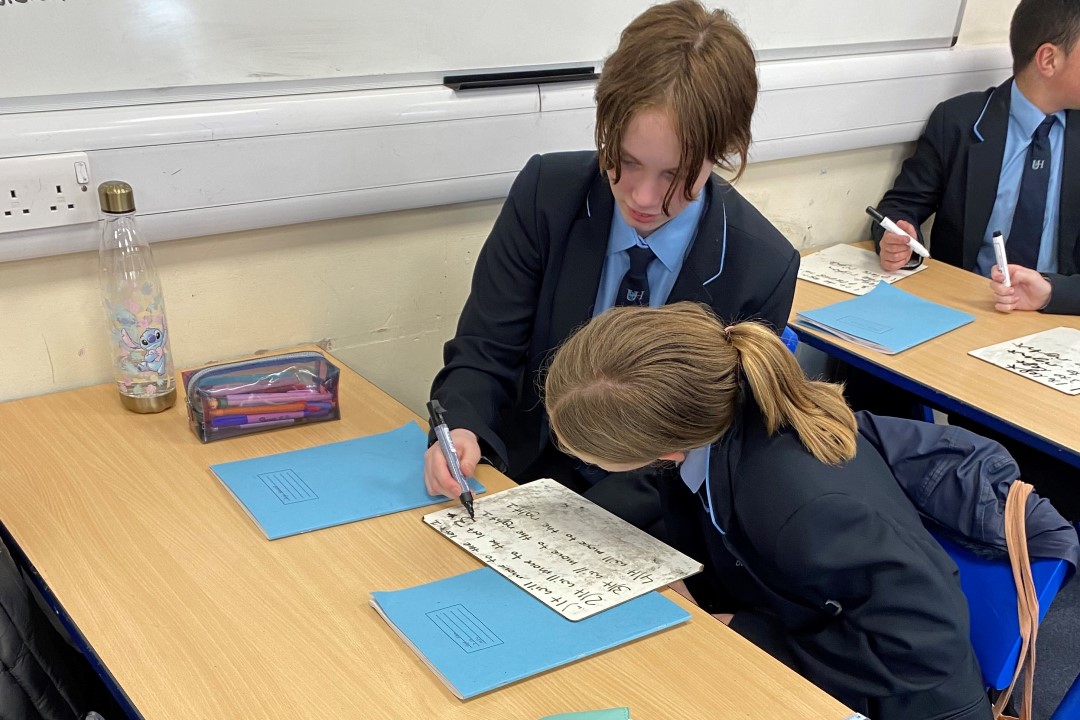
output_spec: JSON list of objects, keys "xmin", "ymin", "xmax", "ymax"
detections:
[
  {"xmin": 866, "ymin": 206, "xmax": 931, "ymax": 259},
  {"xmin": 427, "ymin": 400, "xmax": 476, "ymax": 520}
]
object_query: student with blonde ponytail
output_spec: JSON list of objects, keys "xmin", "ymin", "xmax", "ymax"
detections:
[{"xmin": 545, "ymin": 303, "xmax": 991, "ymax": 720}]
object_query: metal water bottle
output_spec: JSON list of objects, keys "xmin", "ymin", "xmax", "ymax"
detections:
[{"xmin": 98, "ymin": 181, "xmax": 177, "ymax": 413}]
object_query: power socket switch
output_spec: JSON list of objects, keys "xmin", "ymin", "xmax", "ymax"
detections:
[{"xmin": 1, "ymin": 153, "xmax": 98, "ymax": 234}]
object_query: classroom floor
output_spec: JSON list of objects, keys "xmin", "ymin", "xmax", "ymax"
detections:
[{"xmin": 1033, "ymin": 571, "xmax": 1080, "ymax": 720}]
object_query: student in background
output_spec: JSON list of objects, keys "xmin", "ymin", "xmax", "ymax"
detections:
[
  {"xmin": 424, "ymin": 0, "xmax": 799, "ymax": 536},
  {"xmin": 859, "ymin": 0, "xmax": 1080, "ymax": 520},
  {"xmin": 990, "ymin": 263, "xmax": 1080, "ymax": 313},
  {"xmin": 873, "ymin": 0, "xmax": 1080, "ymax": 277},
  {"xmin": 544, "ymin": 303, "xmax": 991, "ymax": 720}
]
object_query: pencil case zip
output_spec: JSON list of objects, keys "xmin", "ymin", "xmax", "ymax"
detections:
[{"xmin": 183, "ymin": 350, "xmax": 330, "ymax": 395}]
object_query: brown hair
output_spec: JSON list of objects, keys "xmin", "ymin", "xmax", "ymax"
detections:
[
  {"xmin": 595, "ymin": 0, "xmax": 758, "ymax": 214},
  {"xmin": 1011, "ymin": 0, "xmax": 1080, "ymax": 73},
  {"xmin": 545, "ymin": 303, "xmax": 857, "ymax": 467}
]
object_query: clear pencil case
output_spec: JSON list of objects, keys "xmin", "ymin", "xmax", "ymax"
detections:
[{"xmin": 182, "ymin": 350, "xmax": 341, "ymax": 442}]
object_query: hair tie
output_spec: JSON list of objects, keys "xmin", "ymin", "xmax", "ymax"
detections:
[{"xmin": 723, "ymin": 325, "xmax": 735, "ymax": 341}]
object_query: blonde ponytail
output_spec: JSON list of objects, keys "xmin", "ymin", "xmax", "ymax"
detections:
[
  {"xmin": 544, "ymin": 302, "xmax": 856, "ymax": 468},
  {"xmin": 726, "ymin": 323, "xmax": 856, "ymax": 465}
]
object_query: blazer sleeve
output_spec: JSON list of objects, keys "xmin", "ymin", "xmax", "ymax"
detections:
[
  {"xmin": 872, "ymin": 102, "xmax": 951, "ymax": 250},
  {"xmin": 428, "ymin": 155, "xmax": 547, "ymax": 467},
  {"xmin": 762, "ymin": 494, "xmax": 971, "ymax": 698},
  {"xmin": 1042, "ymin": 273, "xmax": 1080, "ymax": 315}
]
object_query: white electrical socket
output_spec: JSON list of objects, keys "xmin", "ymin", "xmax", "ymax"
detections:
[{"xmin": 1, "ymin": 152, "xmax": 98, "ymax": 234}]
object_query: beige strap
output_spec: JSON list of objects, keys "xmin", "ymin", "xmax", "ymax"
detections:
[{"xmin": 992, "ymin": 480, "xmax": 1038, "ymax": 720}]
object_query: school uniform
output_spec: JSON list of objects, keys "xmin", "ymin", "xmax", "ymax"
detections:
[
  {"xmin": 1038, "ymin": 272, "xmax": 1080, "ymax": 314},
  {"xmin": 430, "ymin": 151, "xmax": 799, "ymax": 487},
  {"xmin": 861, "ymin": 80, "xmax": 1080, "ymax": 517},
  {"xmin": 873, "ymin": 79, "xmax": 1080, "ymax": 309},
  {"xmin": 665, "ymin": 389, "xmax": 992, "ymax": 720}
]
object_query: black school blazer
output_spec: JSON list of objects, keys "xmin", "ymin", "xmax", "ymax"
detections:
[
  {"xmin": 662, "ymin": 393, "xmax": 990, "ymax": 720},
  {"xmin": 874, "ymin": 79, "xmax": 1080, "ymax": 287},
  {"xmin": 431, "ymin": 151, "xmax": 799, "ymax": 477}
]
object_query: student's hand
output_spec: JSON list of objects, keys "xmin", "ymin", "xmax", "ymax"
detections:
[
  {"xmin": 990, "ymin": 265, "xmax": 1051, "ymax": 313},
  {"xmin": 424, "ymin": 428, "xmax": 481, "ymax": 498},
  {"xmin": 878, "ymin": 219, "xmax": 918, "ymax": 272},
  {"xmin": 712, "ymin": 613, "xmax": 734, "ymax": 625}
]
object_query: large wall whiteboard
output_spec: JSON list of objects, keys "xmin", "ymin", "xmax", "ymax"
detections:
[{"xmin": 2, "ymin": 0, "xmax": 965, "ymax": 106}]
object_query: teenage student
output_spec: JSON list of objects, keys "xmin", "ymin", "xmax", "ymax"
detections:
[
  {"xmin": 424, "ymin": 0, "xmax": 799, "ymax": 534},
  {"xmin": 544, "ymin": 303, "xmax": 992, "ymax": 720},
  {"xmin": 862, "ymin": 0, "xmax": 1080, "ymax": 519},
  {"xmin": 873, "ymin": 0, "xmax": 1080, "ymax": 288}
]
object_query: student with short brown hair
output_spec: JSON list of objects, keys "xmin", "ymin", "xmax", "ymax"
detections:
[
  {"xmin": 595, "ymin": 0, "xmax": 757, "ymax": 206},
  {"xmin": 544, "ymin": 302, "xmax": 991, "ymax": 720},
  {"xmin": 425, "ymin": 1, "xmax": 799, "ymax": 535}
]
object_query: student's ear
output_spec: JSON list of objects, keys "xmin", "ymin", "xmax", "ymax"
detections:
[
  {"xmin": 659, "ymin": 451, "xmax": 686, "ymax": 463},
  {"xmin": 1034, "ymin": 42, "xmax": 1061, "ymax": 78}
]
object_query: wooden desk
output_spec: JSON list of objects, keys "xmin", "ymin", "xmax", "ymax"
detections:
[
  {"xmin": 0, "ymin": 350, "xmax": 852, "ymax": 720},
  {"xmin": 792, "ymin": 249, "xmax": 1080, "ymax": 468}
]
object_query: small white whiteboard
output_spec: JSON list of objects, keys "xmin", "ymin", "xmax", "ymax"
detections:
[
  {"xmin": 797, "ymin": 244, "xmax": 927, "ymax": 296},
  {"xmin": 423, "ymin": 478, "xmax": 702, "ymax": 621},
  {"xmin": 969, "ymin": 327, "xmax": 1080, "ymax": 396}
]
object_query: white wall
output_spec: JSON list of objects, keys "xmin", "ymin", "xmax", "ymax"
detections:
[{"xmin": 0, "ymin": 0, "xmax": 1019, "ymax": 415}]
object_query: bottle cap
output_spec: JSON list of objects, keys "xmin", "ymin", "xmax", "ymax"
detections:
[{"xmin": 98, "ymin": 181, "xmax": 136, "ymax": 214}]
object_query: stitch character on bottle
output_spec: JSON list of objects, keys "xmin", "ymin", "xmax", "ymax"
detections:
[
  {"xmin": 121, "ymin": 326, "xmax": 168, "ymax": 375},
  {"xmin": 106, "ymin": 304, "xmax": 172, "ymax": 395}
]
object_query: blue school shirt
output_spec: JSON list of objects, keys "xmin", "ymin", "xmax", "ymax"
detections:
[
  {"xmin": 592, "ymin": 194, "xmax": 705, "ymax": 315},
  {"xmin": 680, "ymin": 445, "xmax": 710, "ymax": 494},
  {"xmin": 976, "ymin": 83, "xmax": 1067, "ymax": 276}
]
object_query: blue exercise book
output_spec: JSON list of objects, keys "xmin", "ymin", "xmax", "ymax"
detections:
[
  {"xmin": 371, "ymin": 567, "xmax": 690, "ymax": 700},
  {"xmin": 210, "ymin": 421, "xmax": 484, "ymax": 539},
  {"xmin": 795, "ymin": 281, "xmax": 975, "ymax": 354}
]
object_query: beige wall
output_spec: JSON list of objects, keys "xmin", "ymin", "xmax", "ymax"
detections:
[
  {"xmin": 0, "ymin": 2, "xmax": 1018, "ymax": 413},
  {"xmin": 959, "ymin": 0, "xmax": 1020, "ymax": 45}
]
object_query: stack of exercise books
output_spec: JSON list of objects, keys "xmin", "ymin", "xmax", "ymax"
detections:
[{"xmin": 794, "ymin": 281, "xmax": 974, "ymax": 354}]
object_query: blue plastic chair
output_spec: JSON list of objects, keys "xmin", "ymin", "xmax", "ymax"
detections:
[
  {"xmin": 1050, "ymin": 672, "xmax": 1080, "ymax": 720},
  {"xmin": 933, "ymin": 533, "xmax": 1069, "ymax": 691},
  {"xmin": 781, "ymin": 326, "xmax": 799, "ymax": 354}
]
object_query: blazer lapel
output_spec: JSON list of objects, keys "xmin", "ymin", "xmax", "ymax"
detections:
[
  {"xmin": 964, "ymin": 80, "xmax": 1011, "ymax": 270},
  {"xmin": 549, "ymin": 172, "xmax": 612, "ymax": 345},
  {"xmin": 1058, "ymin": 110, "xmax": 1080, "ymax": 274},
  {"xmin": 669, "ymin": 176, "xmax": 724, "ymax": 304}
]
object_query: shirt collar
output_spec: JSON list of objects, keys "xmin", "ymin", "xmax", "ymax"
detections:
[
  {"xmin": 1011, "ymin": 82, "xmax": 1066, "ymax": 137},
  {"xmin": 679, "ymin": 444, "xmax": 711, "ymax": 494},
  {"xmin": 608, "ymin": 193, "xmax": 705, "ymax": 273}
]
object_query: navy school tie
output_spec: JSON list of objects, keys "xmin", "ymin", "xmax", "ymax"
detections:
[
  {"xmin": 578, "ymin": 245, "xmax": 656, "ymax": 485},
  {"xmin": 615, "ymin": 244, "xmax": 656, "ymax": 307},
  {"xmin": 1007, "ymin": 115, "xmax": 1056, "ymax": 270}
]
